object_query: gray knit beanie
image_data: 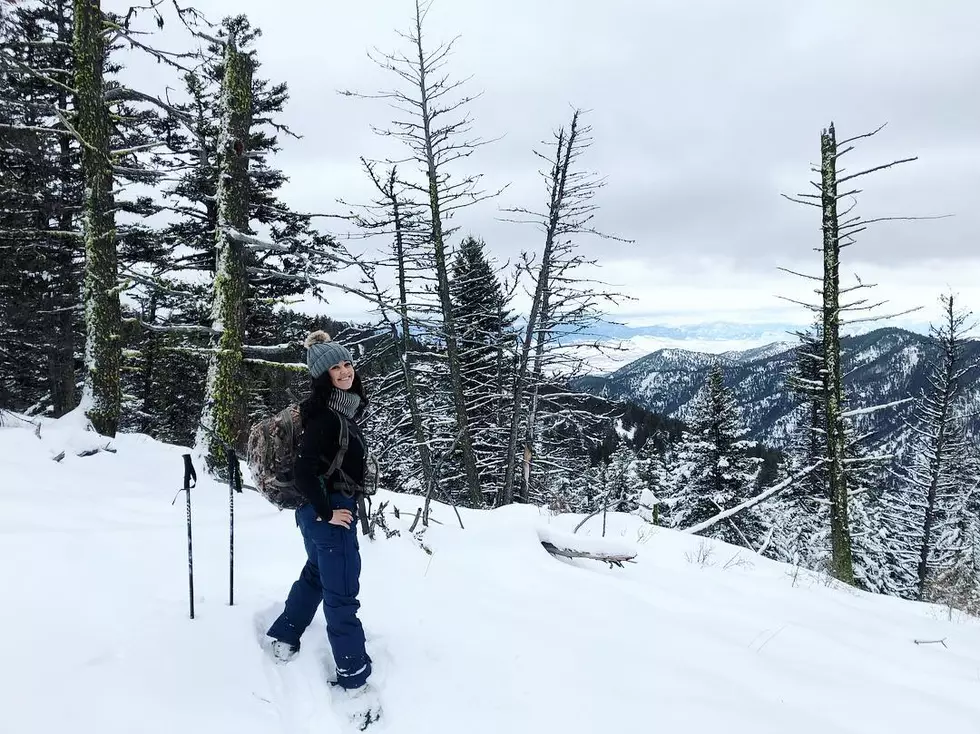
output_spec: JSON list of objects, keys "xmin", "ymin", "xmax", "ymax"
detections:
[{"xmin": 304, "ymin": 330, "xmax": 353, "ymax": 379}]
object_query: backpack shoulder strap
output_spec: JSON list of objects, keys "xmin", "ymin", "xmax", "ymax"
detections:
[{"xmin": 321, "ymin": 408, "xmax": 349, "ymax": 481}]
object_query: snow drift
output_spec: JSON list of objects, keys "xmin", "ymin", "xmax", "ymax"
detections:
[{"xmin": 2, "ymin": 412, "xmax": 979, "ymax": 733}]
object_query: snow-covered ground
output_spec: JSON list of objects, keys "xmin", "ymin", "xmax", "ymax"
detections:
[{"xmin": 2, "ymin": 411, "xmax": 980, "ymax": 733}]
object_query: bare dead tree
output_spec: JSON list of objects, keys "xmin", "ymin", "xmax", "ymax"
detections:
[
  {"xmin": 342, "ymin": 159, "xmax": 436, "ymax": 491},
  {"xmin": 779, "ymin": 121, "xmax": 940, "ymax": 584},
  {"xmin": 497, "ymin": 108, "xmax": 629, "ymax": 505},
  {"xmin": 340, "ymin": 0, "xmax": 505, "ymax": 506}
]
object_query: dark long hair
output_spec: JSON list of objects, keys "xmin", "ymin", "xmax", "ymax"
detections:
[{"xmin": 301, "ymin": 370, "xmax": 369, "ymax": 424}]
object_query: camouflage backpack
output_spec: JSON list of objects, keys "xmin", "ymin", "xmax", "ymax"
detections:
[
  {"xmin": 246, "ymin": 404, "xmax": 378, "ymax": 511},
  {"xmin": 245, "ymin": 404, "xmax": 307, "ymax": 510}
]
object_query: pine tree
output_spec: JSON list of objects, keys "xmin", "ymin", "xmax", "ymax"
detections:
[
  {"xmin": 105, "ymin": 16, "xmax": 341, "ymax": 459},
  {"xmin": 668, "ymin": 365, "xmax": 765, "ymax": 549},
  {"xmin": 773, "ymin": 321, "xmax": 891, "ymax": 587},
  {"xmin": 635, "ymin": 434, "xmax": 669, "ymax": 524},
  {"xmin": 449, "ymin": 235, "xmax": 516, "ymax": 487},
  {"xmin": 0, "ymin": 0, "xmax": 82, "ymax": 416},
  {"xmin": 605, "ymin": 442, "xmax": 643, "ymax": 513},
  {"xmin": 2, "ymin": 0, "xmax": 211, "ymax": 424},
  {"xmin": 770, "ymin": 321, "xmax": 828, "ymax": 567},
  {"xmin": 880, "ymin": 294, "xmax": 980, "ymax": 601}
]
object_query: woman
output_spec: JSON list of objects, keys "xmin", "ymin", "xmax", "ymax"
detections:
[{"xmin": 266, "ymin": 331, "xmax": 377, "ymax": 710}]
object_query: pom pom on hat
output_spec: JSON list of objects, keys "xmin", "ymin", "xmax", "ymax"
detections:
[
  {"xmin": 304, "ymin": 330, "xmax": 353, "ymax": 379},
  {"xmin": 304, "ymin": 330, "xmax": 332, "ymax": 349}
]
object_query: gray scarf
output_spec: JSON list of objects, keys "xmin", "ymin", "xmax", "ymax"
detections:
[{"xmin": 329, "ymin": 389, "xmax": 361, "ymax": 419}]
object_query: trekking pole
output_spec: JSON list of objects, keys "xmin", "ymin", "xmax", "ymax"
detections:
[
  {"xmin": 172, "ymin": 453, "xmax": 197, "ymax": 620},
  {"xmin": 226, "ymin": 446, "xmax": 242, "ymax": 606}
]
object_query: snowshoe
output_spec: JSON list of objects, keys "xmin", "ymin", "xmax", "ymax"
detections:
[
  {"xmin": 331, "ymin": 681, "xmax": 383, "ymax": 730},
  {"xmin": 268, "ymin": 638, "xmax": 299, "ymax": 664}
]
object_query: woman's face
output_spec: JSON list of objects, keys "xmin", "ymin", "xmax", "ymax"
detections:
[{"xmin": 328, "ymin": 360, "xmax": 355, "ymax": 390}]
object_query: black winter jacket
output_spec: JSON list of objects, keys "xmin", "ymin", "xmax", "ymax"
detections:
[{"xmin": 293, "ymin": 401, "xmax": 367, "ymax": 521}]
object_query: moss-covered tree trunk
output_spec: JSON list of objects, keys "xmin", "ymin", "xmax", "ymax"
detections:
[
  {"xmin": 73, "ymin": 0, "xmax": 120, "ymax": 436},
  {"xmin": 820, "ymin": 123, "xmax": 854, "ymax": 584},
  {"xmin": 199, "ymin": 33, "xmax": 253, "ymax": 470}
]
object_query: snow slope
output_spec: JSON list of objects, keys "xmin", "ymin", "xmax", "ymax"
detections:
[{"xmin": 2, "ymin": 412, "xmax": 980, "ymax": 733}]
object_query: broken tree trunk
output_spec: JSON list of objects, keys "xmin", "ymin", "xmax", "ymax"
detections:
[{"xmin": 819, "ymin": 123, "xmax": 854, "ymax": 586}]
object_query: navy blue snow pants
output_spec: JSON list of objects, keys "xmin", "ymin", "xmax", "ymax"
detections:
[{"xmin": 267, "ymin": 496, "xmax": 372, "ymax": 689}]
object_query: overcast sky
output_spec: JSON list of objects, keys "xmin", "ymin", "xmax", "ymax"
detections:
[{"xmin": 125, "ymin": 0, "xmax": 980, "ymax": 330}]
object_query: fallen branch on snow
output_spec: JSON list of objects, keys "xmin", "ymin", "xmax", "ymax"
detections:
[
  {"xmin": 683, "ymin": 462, "xmax": 822, "ymax": 535},
  {"xmin": 541, "ymin": 541, "xmax": 636, "ymax": 568},
  {"xmin": 77, "ymin": 445, "xmax": 117, "ymax": 458}
]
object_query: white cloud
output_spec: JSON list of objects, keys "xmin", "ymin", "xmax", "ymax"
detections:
[{"xmin": 114, "ymin": 0, "xmax": 980, "ymax": 328}]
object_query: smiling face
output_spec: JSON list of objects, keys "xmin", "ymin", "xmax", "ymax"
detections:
[{"xmin": 328, "ymin": 360, "xmax": 355, "ymax": 391}]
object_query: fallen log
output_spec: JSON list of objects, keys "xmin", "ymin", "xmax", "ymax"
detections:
[{"xmin": 541, "ymin": 541, "xmax": 636, "ymax": 568}]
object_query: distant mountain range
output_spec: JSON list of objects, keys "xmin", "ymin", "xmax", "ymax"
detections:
[
  {"xmin": 563, "ymin": 320, "xmax": 937, "ymax": 375},
  {"xmin": 574, "ymin": 327, "xmax": 980, "ymax": 450},
  {"xmin": 582, "ymin": 321, "xmax": 803, "ymax": 341}
]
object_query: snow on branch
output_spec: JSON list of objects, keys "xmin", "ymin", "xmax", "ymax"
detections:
[
  {"xmin": 840, "ymin": 398, "xmax": 913, "ymax": 418},
  {"xmin": 0, "ymin": 228, "xmax": 81, "ymax": 239},
  {"xmin": 241, "ymin": 343, "xmax": 298, "ymax": 355},
  {"xmin": 124, "ymin": 318, "xmax": 219, "ymax": 336},
  {"xmin": 111, "ymin": 140, "xmax": 169, "ymax": 157},
  {"xmin": 0, "ymin": 51, "xmax": 77, "ymax": 95},
  {"xmin": 780, "ymin": 193, "xmax": 821, "ymax": 208},
  {"xmin": 837, "ymin": 157, "xmax": 918, "ymax": 185},
  {"xmin": 246, "ymin": 267, "xmax": 375, "ymax": 301},
  {"xmin": 0, "ymin": 123, "xmax": 70, "ymax": 137},
  {"xmin": 777, "ymin": 266, "xmax": 822, "ymax": 281},
  {"xmin": 225, "ymin": 227, "xmax": 293, "ymax": 253},
  {"xmin": 839, "ymin": 214, "xmax": 952, "ymax": 232},
  {"xmin": 836, "ymin": 123, "xmax": 888, "ymax": 148},
  {"xmin": 119, "ymin": 270, "xmax": 199, "ymax": 298},
  {"xmin": 842, "ymin": 454, "xmax": 895, "ymax": 465},
  {"xmin": 53, "ymin": 108, "xmax": 97, "ymax": 154},
  {"xmin": 683, "ymin": 463, "xmax": 822, "ymax": 536},
  {"xmin": 103, "ymin": 87, "xmax": 193, "ymax": 124},
  {"xmin": 775, "ymin": 295, "xmax": 822, "ymax": 312},
  {"xmin": 841, "ymin": 305, "xmax": 923, "ymax": 325},
  {"xmin": 243, "ymin": 358, "xmax": 307, "ymax": 371}
]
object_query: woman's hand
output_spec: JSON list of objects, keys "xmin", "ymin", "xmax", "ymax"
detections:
[{"xmin": 328, "ymin": 508, "xmax": 353, "ymax": 529}]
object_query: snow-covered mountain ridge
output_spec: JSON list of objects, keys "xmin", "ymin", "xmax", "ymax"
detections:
[{"xmin": 575, "ymin": 327, "xmax": 980, "ymax": 448}]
